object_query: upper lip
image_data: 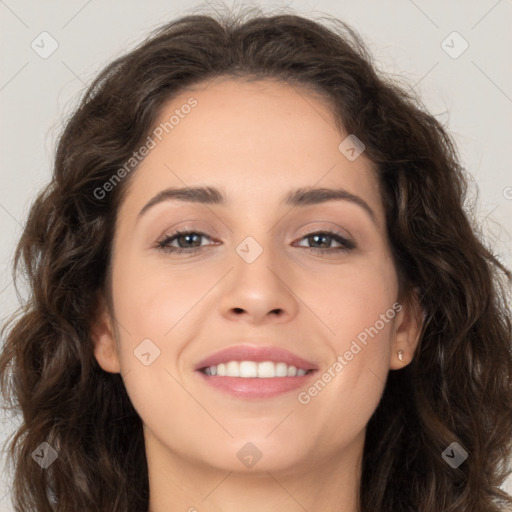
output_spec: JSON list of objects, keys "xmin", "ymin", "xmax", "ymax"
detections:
[{"xmin": 194, "ymin": 344, "xmax": 319, "ymax": 371}]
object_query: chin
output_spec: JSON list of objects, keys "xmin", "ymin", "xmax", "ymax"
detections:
[{"xmin": 195, "ymin": 435, "xmax": 312, "ymax": 474}]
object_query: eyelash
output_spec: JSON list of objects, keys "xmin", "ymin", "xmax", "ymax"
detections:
[{"xmin": 156, "ymin": 229, "xmax": 356, "ymax": 255}]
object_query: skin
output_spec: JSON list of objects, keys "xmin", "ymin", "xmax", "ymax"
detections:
[{"xmin": 92, "ymin": 77, "xmax": 422, "ymax": 512}]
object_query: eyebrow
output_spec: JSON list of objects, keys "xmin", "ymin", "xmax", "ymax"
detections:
[{"xmin": 138, "ymin": 185, "xmax": 377, "ymax": 224}]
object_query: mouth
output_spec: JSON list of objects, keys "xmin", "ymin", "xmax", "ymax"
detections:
[{"xmin": 194, "ymin": 345, "xmax": 318, "ymax": 399}]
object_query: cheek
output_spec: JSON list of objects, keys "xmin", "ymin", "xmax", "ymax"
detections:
[
  {"xmin": 313, "ymin": 253, "xmax": 398, "ymax": 348},
  {"xmin": 111, "ymin": 252, "xmax": 207, "ymax": 342},
  {"xmin": 329, "ymin": 280, "xmax": 397, "ymax": 362},
  {"xmin": 300, "ymin": 255, "xmax": 398, "ymax": 407},
  {"xmin": 297, "ymin": 306, "xmax": 396, "ymax": 449},
  {"xmin": 109, "ymin": 255, "xmax": 205, "ymax": 442}
]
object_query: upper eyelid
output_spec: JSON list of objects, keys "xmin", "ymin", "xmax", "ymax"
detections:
[
  {"xmin": 159, "ymin": 219, "xmax": 354, "ymax": 238},
  {"xmin": 159, "ymin": 227, "xmax": 351, "ymax": 238}
]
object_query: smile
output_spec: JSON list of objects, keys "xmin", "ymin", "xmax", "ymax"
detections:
[{"xmin": 194, "ymin": 344, "xmax": 318, "ymax": 398}]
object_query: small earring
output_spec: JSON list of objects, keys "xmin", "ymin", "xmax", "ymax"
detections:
[{"xmin": 397, "ymin": 349, "xmax": 405, "ymax": 362}]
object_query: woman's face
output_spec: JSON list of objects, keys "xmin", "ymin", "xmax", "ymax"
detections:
[{"xmin": 93, "ymin": 77, "xmax": 420, "ymax": 475}]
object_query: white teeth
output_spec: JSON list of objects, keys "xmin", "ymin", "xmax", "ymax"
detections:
[
  {"xmin": 226, "ymin": 361, "xmax": 239, "ymax": 377},
  {"xmin": 258, "ymin": 361, "xmax": 275, "ymax": 378},
  {"xmin": 275, "ymin": 362, "xmax": 288, "ymax": 377},
  {"xmin": 239, "ymin": 361, "xmax": 258, "ymax": 377},
  {"xmin": 203, "ymin": 360, "xmax": 311, "ymax": 378}
]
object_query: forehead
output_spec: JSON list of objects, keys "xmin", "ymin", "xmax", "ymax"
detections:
[{"xmin": 119, "ymin": 77, "xmax": 384, "ymax": 227}]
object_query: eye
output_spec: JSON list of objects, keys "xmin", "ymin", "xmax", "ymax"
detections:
[
  {"xmin": 156, "ymin": 230, "xmax": 214, "ymax": 254},
  {"xmin": 294, "ymin": 231, "xmax": 355, "ymax": 254},
  {"xmin": 156, "ymin": 229, "xmax": 355, "ymax": 255}
]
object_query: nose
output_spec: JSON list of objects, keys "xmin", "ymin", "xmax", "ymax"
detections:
[{"xmin": 218, "ymin": 242, "xmax": 299, "ymax": 325}]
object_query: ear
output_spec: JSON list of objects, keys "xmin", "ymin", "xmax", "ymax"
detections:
[
  {"xmin": 389, "ymin": 288, "xmax": 424, "ymax": 370},
  {"xmin": 90, "ymin": 295, "xmax": 121, "ymax": 374}
]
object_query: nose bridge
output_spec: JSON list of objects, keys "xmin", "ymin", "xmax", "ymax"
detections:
[
  {"xmin": 219, "ymin": 229, "xmax": 298, "ymax": 322},
  {"xmin": 234, "ymin": 232, "xmax": 284, "ymax": 294}
]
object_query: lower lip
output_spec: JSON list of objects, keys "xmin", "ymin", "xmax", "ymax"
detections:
[{"xmin": 196, "ymin": 371, "xmax": 316, "ymax": 398}]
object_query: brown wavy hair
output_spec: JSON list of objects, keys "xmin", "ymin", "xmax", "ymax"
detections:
[{"xmin": 1, "ymin": 5, "xmax": 511, "ymax": 511}]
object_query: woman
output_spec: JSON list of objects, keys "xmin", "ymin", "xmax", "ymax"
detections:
[{"xmin": 1, "ymin": 6, "xmax": 511, "ymax": 512}]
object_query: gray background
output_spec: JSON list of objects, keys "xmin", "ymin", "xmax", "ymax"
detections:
[{"xmin": 1, "ymin": 0, "xmax": 511, "ymax": 509}]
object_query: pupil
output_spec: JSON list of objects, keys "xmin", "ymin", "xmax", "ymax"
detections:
[
  {"xmin": 181, "ymin": 234, "xmax": 199, "ymax": 247},
  {"xmin": 311, "ymin": 234, "xmax": 329, "ymax": 248}
]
